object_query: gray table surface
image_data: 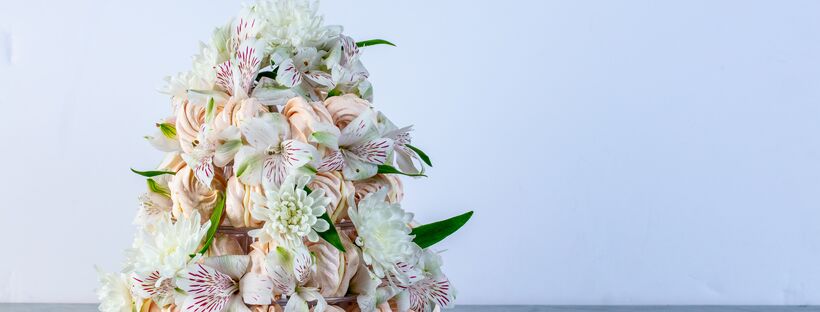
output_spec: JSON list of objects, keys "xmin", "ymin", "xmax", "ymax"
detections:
[{"xmin": 2, "ymin": 304, "xmax": 820, "ymax": 312}]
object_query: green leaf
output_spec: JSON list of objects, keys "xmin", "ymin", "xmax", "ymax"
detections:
[
  {"xmin": 194, "ymin": 193, "xmax": 225, "ymax": 256},
  {"xmin": 205, "ymin": 97, "xmax": 216, "ymax": 123},
  {"xmin": 356, "ymin": 39, "xmax": 396, "ymax": 48},
  {"xmin": 377, "ymin": 164, "xmax": 427, "ymax": 177},
  {"xmin": 304, "ymin": 186, "xmax": 346, "ymax": 252},
  {"xmin": 157, "ymin": 123, "xmax": 177, "ymax": 139},
  {"xmin": 146, "ymin": 178, "xmax": 171, "ymax": 197},
  {"xmin": 327, "ymin": 88, "xmax": 342, "ymax": 97},
  {"xmin": 131, "ymin": 168, "xmax": 176, "ymax": 177},
  {"xmin": 411, "ymin": 211, "xmax": 473, "ymax": 249},
  {"xmin": 405, "ymin": 144, "xmax": 432, "ymax": 167},
  {"xmin": 317, "ymin": 212, "xmax": 346, "ymax": 252}
]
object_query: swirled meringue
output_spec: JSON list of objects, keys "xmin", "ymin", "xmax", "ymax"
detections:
[
  {"xmin": 353, "ymin": 174, "xmax": 404, "ymax": 204},
  {"xmin": 282, "ymin": 96, "xmax": 334, "ymax": 143},
  {"xmin": 324, "ymin": 94, "xmax": 371, "ymax": 130},
  {"xmin": 170, "ymin": 165, "xmax": 224, "ymax": 223}
]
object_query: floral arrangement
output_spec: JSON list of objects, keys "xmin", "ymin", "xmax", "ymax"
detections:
[{"xmin": 96, "ymin": 1, "xmax": 472, "ymax": 312}]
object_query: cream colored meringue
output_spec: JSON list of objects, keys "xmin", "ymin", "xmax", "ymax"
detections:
[
  {"xmin": 324, "ymin": 94, "xmax": 371, "ymax": 130},
  {"xmin": 215, "ymin": 97, "xmax": 270, "ymax": 131},
  {"xmin": 353, "ymin": 174, "xmax": 404, "ymax": 204},
  {"xmin": 308, "ymin": 171, "xmax": 354, "ymax": 222},
  {"xmin": 282, "ymin": 96, "xmax": 334, "ymax": 143},
  {"xmin": 174, "ymin": 100, "xmax": 207, "ymax": 154},
  {"xmin": 170, "ymin": 165, "xmax": 223, "ymax": 223},
  {"xmin": 207, "ymin": 234, "xmax": 245, "ymax": 256},
  {"xmin": 225, "ymin": 176, "xmax": 265, "ymax": 227}
]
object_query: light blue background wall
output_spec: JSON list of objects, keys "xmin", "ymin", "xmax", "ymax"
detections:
[{"xmin": 1, "ymin": 0, "xmax": 820, "ymax": 305}]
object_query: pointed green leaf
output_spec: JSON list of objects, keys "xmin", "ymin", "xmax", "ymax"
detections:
[
  {"xmin": 131, "ymin": 168, "xmax": 176, "ymax": 177},
  {"xmin": 146, "ymin": 178, "xmax": 171, "ymax": 197},
  {"xmin": 411, "ymin": 211, "xmax": 473, "ymax": 249},
  {"xmin": 195, "ymin": 192, "xmax": 225, "ymax": 256},
  {"xmin": 356, "ymin": 39, "xmax": 396, "ymax": 48},
  {"xmin": 327, "ymin": 88, "xmax": 342, "ymax": 97},
  {"xmin": 157, "ymin": 122, "xmax": 177, "ymax": 139},
  {"xmin": 377, "ymin": 164, "xmax": 427, "ymax": 177},
  {"xmin": 204, "ymin": 97, "xmax": 216, "ymax": 123},
  {"xmin": 405, "ymin": 144, "xmax": 432, "ymax": 167},
  {"xmin": 304, "ymin": 186, "xmax": 346, "ymax": 252}
]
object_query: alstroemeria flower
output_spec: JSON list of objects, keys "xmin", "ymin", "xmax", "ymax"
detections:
[
  {"xmin": 348, "ymin": 188, "xmax": 421, "ymax": 286},
  {"xmin": 176, "ymin": 255, "xmax": 274, "ymax": 312},
  {"xmin": 146, "ymin": 118, "xmax": 181, "ymax": 152},
  {"xmin": 214, "ymin": 11, "xmax": 266, "ymax": 100},
  {"xmin": 395, "ymin": 250, "xmax": 455, "ymax": 312},
  {"xmin": 234, "ymin": 113, "xmax": 317, "ymax": 189},
  {"xmin": 135, "ymin": 174, "xmax": 174, "ymax": 232},
  {"xmin": 181, "ymin": 125, "xmax": 242, "ymax": 188},
  {"xmin": 326, "ymin": 35, "xmax": 369, "ymax": 94},
  {"xmin": 249, "ymin": 174, "xmax": 330, "ymax": 245},
  {"xmin": 377, "ymin": 112, "xmax": 425, "ymax": 175},
  {"xmin": 266, "ymin": 245, "xmax": 328, "ymax": 312},
  {"xmin": 274, "ymin": 47, "xmax": 335, "ymax": 98},
  {"xmin": 314, "ymin": 108, "xmax": 394, "ymax": 181},
  {"xmin": 126, "ymin": 211, "xmax": 211, "ymax": 307}
]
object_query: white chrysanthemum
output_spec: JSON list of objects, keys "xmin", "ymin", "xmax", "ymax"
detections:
[
  {"xmin": 348, "ymin": 187, "xmax": 421, "ymax": 284},
  {"xmin": 161, "ymin": 25, "xmax": 228, "ymax": 104},
  {"xmin": 250, "ymin": 174, "xmax": 331, "ymax": 244},
  {"xmin": 125, "ymin": 211, "xmax": 210, "ymax": 279},
  {"xmin": 96, "ymin": 269, "xmax": 139, "ymax": 312},
  {"xmin": 255, "ymin": 0, "xmax": 342, "ymax": 50}
]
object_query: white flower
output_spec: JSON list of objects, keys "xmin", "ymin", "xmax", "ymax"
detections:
[
  {"xmin": 234, "ymin": 113, "xmax": 317, "ymax": 189},
  {"xmin": 134, "ymin": 191, "xmax": 172, "ymax": 233},
  {"xmin": 377, "ymin": 112, "xmax": 425, "ymax": 174},
  {"xmin": 125, "ymin": 211, "xmax": 211, "ymax": 305},
  {"xmin": 255, "ymin": 0, "xmax": 341, "ymax": 50},
  {"xmin": 314, "ymin": 107, "xmax": 394, "ymax": 181},
  {"xmin": 181, "ymin": 125, "xmax": 242, "ymax": 188},
  {"xmin": 348, "ymin": 188, "xmax": 421, "ymax": 285},
  {"xmin": 162, "ymin": 36, "xmax": 223, "ymax": 103},
  {"xmin": 249, "ymin": 174, "xmax": 331, "ymax": 245},
  {"xmin": 176, "ymin": 255, "xmax": 274, "ymax": 312},
  {"xmin": 96, "ymin": 269, "xmax": 140, "ymax": 312},
  {"xmin": 145, "ymin": 119, "xmax": 181, "ymax": 152},
  {"xmin": 266, "ymin": 244, "xmax": 328, "ymax": 312},
  {"xmin": 395, "ymin": 250, "xmax": 456, "ymax": 312},
  {"xmin": 326, "ymin": 35, "xmax": 369, "ymax": 93},
  {"xmin": 273, "ymin": 47, "xmax": 335, "ymax": 100}
]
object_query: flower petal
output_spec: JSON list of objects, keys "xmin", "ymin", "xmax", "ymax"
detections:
[
  {"xmin": 283, "ymin": 293, "xmax": 309, "ymax": 312},
  {"xmin": 350, "ymin": 138, "xmax": 393, "ymax": 165},
  {"xmin": 202, "ymin": 255, "xmax": 250, "ymax": 281},
  {"xmin": 317, "ymin": 150, "xmax": 344, "ymax": 172},
  {"xmin": 194, "ymin": 156, "xmax": 216, "ymax": 188},
  {"xmin": 234, "ymin": 146, "xmax": 263, "ymax": 185},
  {"xmin": 227, "ymin": 295, "xmax": 252, "ymax": 312},
  {"xmin": 239, "ymin": 272, "xmax": 273, "ymax": 305},
  {"xmin": 177, "ymin": 263, "xmax": 236, "ymax": 312},
  {"xmin": 240, "ymin": 114, "xmax": 285, "ymax": 149},
  {"xmin": 262, "ymin": 155, "xmax": 288, "ymax": 189},
  {"xmin": 275, "ymin": 58, "xmax": 303, "ymax": 88},
  {"xmin": 282, "ymin": 140, "xmax": 317, "ymax": 168},
  {"xmin": 292, "ymin": 245, "xmax": 313, "ymax": 284},
  {"xmin": 215, "ymin": 139, "xmax": 242, "ymax": 167},
  {"xmin": 341, "ymin": 152, "xmax": 378, "ymax": 181},
  {"xmin": 338, "ymin": 109, "xmax": 379, "ymax": 147},
  {"xmin": 305, "ymin": 70, "xmax": 335, "ymax": 88}
]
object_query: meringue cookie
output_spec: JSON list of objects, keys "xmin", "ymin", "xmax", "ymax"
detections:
[
  {"xmin": 308, "ymin": 171, "xmax": 354, "ymax": 221},
  {"xmin": 207, "ymin": 234, "xmax": 245, "ymax": 256},
  {"xmin": 170, "ymin": 165, "xmax": 224, "ymax": 224},
  {"xmin": 225, "ymin": 176, "xmax": 264, "ymax": 227},
  {"xmin": 282, "ymin": 97, "xmax": 334, "ymax": 143},
  {"xmin": 353, "ymin": 174, "xmax": 404, "ymax": 204},
  {"xmin": 175, "ymin": 100, "xmax": 207, "ymax": 154},
  {"xmin": 324, "ymin": 94, "xmax": 371, "ymax": 130}
]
